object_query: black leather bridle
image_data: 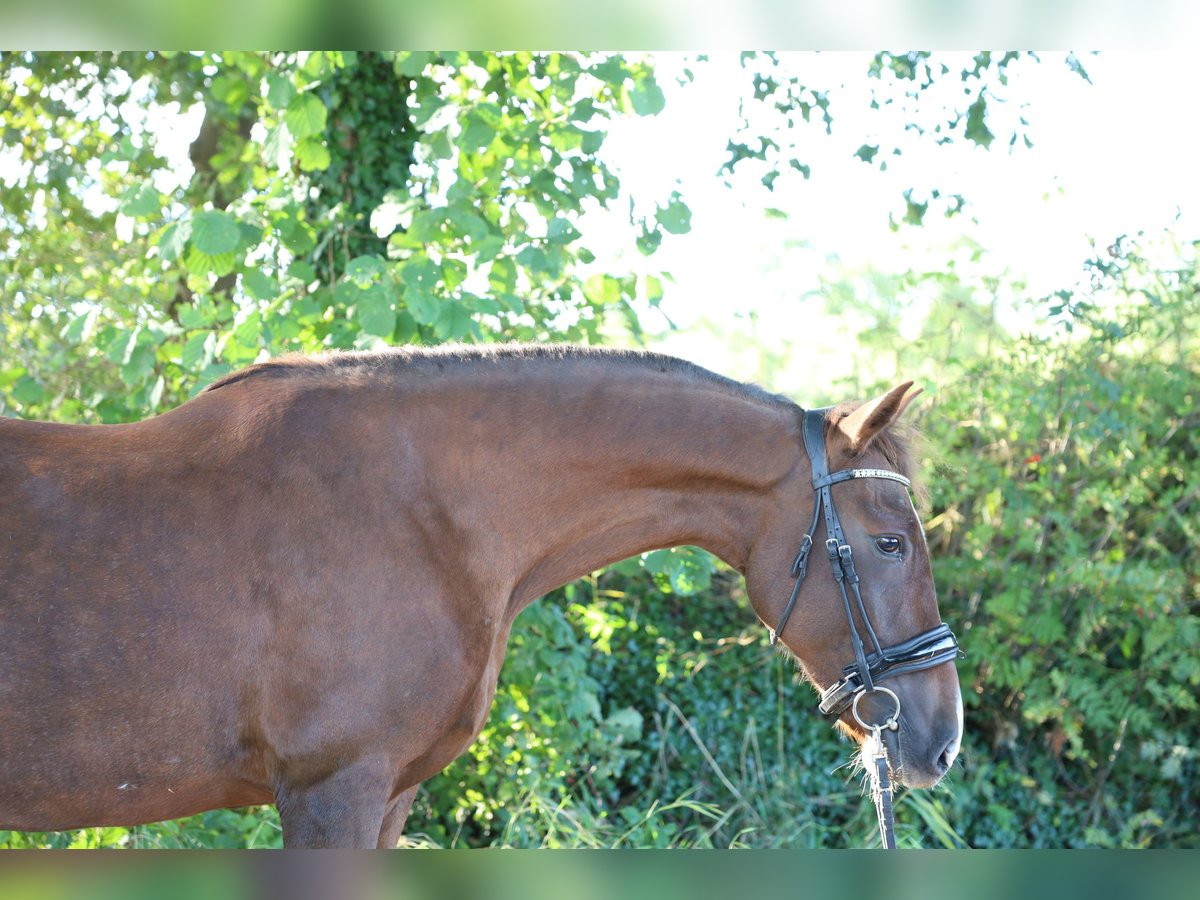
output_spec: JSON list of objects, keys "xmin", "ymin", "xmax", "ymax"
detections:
[{"xmin": 769, "ymin": 408, "xmax": 961, "ymax": 718}]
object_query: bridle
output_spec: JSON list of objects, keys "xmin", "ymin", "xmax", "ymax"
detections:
[
  {"xmin": 769, "ymin": 407, "xmax": 961, "ymax": 847},
  {"xmin": 769, "ymin": 407, "xmax": 960, "ymax": 710}
]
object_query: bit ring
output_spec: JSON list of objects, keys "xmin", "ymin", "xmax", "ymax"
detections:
[{"xmin": 852, "ymin": 686, "xmax": 901, "ymax": 732}]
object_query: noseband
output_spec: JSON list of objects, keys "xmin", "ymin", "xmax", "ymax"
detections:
[{"xmin": 769, "ymin": 408, "xmax": 960, "ymax": 718}]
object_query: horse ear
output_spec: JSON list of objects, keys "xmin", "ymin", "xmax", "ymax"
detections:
[{"xmin": 833, "ymin": 382, "xmax": 922, "ymax": 455}]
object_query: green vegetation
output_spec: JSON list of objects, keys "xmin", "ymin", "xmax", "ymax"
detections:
[
  {"xmin": 1, "ymin": 51, "xmax": 669, "ymax": 423},
  {"xmin": 1, "ymin": 52, "xmax": 1195, "ymax": 849}
]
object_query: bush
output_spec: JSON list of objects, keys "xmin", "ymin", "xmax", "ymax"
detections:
[{"xmin": 919, "ymin": 290, "xmax": 1199, "ymax": 847}]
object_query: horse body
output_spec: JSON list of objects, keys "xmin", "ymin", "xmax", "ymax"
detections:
[{"xmin": 0, "ymin": 346, "xmax": 960, "ymax": 847}]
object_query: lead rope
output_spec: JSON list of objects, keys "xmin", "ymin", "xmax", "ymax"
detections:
[
  {"xmin": 869, "ymin": 738, "xmax": 897, "ymax": 849},
  {"xmin": 853, "ymin": 687, "xmax": 901, "ymax": 849}
]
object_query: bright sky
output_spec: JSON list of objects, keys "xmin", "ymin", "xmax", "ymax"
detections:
[{"xmin": 588, "ymin": 51, "xmax": 1200, "ymax": 393}]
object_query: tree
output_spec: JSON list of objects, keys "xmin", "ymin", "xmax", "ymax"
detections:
[
  {"xmin": 0, "ymin": 51, "xmax": 678, "ymax": 422},
  {"xmin": 724, "ymin": 51, "xmax": 1092, "ymax": 223}
]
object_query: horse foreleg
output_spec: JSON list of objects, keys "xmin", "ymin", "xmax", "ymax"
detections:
[
  {"xmin": 275, "ymin": 756, "xmax": 394, "ymax": 848},
  {"xmin": 376, "ymin": 785, "xmax": 419, "ymax": 848}
]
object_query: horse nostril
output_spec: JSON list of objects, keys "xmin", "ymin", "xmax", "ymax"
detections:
[
  {"xmin": 936, "ymin": 747, "xmax": 951, "ymax": 774},
  {"xmin": 935, "ymin": 734, "xmax": 960, "ymax": 775}
]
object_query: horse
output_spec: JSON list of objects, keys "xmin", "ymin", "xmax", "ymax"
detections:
[{"xmin": 0, "ymin": 345, "xmax": 962, "ymax": 848}]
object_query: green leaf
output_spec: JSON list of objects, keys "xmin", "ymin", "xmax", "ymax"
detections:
[
  {"xmin": 472, "ymin": 235, "xmax": 504, "ymax": 262},
  {"xmin": 656, "ymin": 193, "xmax": 692, "ymax": 235},
  {"xmin": 242, "ymin": 270, "xmax": 278, "ymax": 301},
  {"xmin": 583, "ymin": 274, "xmax": 622, "ymax": 305},
  {"xmin": 497, "ymin": 293, "xmax": 524, "ymax": 315},
  {"xmin": 855, "ymin": 143, "xmax": 880, "ymax": 164},
  {"xmin": 346, "ymin": 255, "xmax": 386, "ymax": 287},
  {"xmin": 460, "ymin": 112, "xmax": 497, "ymax": 152},
  {"xmin": 901, "ymin": 189, "xmax": 929, "ymax": 226},
  {"xmin": 190, "ymin": 210, "xmax": 242, "ymax": 255},
  {"xmin": 119, "ymin": 182, "xmax": 163, "ymax": 218},
  {"xmin": 965, "ymin": 93, "xmax": 994, "ymax": 149},
  {"xmin": 354, "ymin": 284, "xmax": 397, "ymax": 337},
  {"xmin": 447, "ymin": 205, "xmax": 491, "ymax": 242},
  {"xmin": 1065, "ymin": 52, "xmax": 1092, "ymax": 84},
  {"xmin": 263, "ymin": 124, "xmax": 291, "ymax": 168},
  {"xmin": 406, "ymin": 209, "xmax": 444, "ymax": 242},
  {"xmin": 515, "ymin": 245, "xmax": 548, "ymax": 275},
  {"xmin": 401, "ymin": 258, "xmax": 440, "ymax": 291},
  {"xmin": 211, "ymin": 73, "xmax": 250, "ymax": 109},
  {"xmin": 62, "ymin": 308, "xmax": 99, "ymax": 345},
  {"xmin": 395, "ymin": 51, "xmax": 433, "ymax": 77},
  {"xmin": 441, "ymin": 258, "xmax": 468, "ymax": 291},
  {"xmin": 629, "ymin": 73, "xmax": 666, "ymax": 116},
  {"xmin": 580, "ymin": 130, "xmax": 604, "ymax": 154},
  {"xmin": 238, "ymin": 220, "xmax": 263, "ymax": 248},
  {"xmin": 636, "ymin": 226, "xmax": 662, "ymax": 256},
  {"xmin": 404, "ymin": 287, "xmax": 440, "ymax": 325},
  {"xmin": 278, "ymin": 217, "xmax": 315, "ymax": 255},
  {"xmin": 185, "ymin": 247, "xmax": 237, "ymax": 277},
  {"xmin": 546, "ymin": 218, "xmax": 581, "ymax": 245},
  {"xmin": 266, "ymin": 72, "xmax": 295, "ymax": 109},
  {"xmin": 177, "ymin": 299, "xmax": 216, "ymax": 329},
  {"xmin": 489, "ymin": 256, "xmax": 517, "ymax": 293},
  {"xmin": 459, "ymin": 292, "xmax": 500, "ymax": 316},
  {"xmin": 295, "ymin": 138, "xmax": 331, "ymax": 171},
  {"xmin": 605, "ymin": 707, "xmax": 643, "ymax": 741},
  {"xmin": 642, "ymin": 547, "xmax": 712, "ymax": 596},
  {"xmin": 11, "ymin": 375, "xmax": 44, "ymax": 405},
  {"xmin": 285, "ymin": 92, "xmax": 327, "ymax": 140},
  {"xmin": 180, "ymin": 331, "xmax": 216, "ymax": 371},
  {"xmin": 302, "ymin": 51, "xmax": 330, "ymax": 79},
  {"xmin": 426, "ymin": 130, "xmax": 453, "ymax": 160},
  {"xmin": 434, "ymin": 302, "xmax": 477, "ymax": 341},
  {"xmin": 287, "ymin": 260, "xmax": 316, "ymax": 284},
  {"xmin": 234, "ymin": 313, "xmax": 262, "ymax": 347},
  {"xmin": 549, "ymin": 127, "xmax": 584, "ymax": 154},
  {"xmin": 157, "ymin": 219, "xmax": 192, "ymax": 261},
  {"xmin": 0, "ymin": 366, "xmax": 26, "ymax": 390}
]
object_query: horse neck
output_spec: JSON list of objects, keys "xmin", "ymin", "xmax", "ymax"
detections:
[{"xmin": 404, "ymin": 364, "xmax": 803, "ymax": 615}]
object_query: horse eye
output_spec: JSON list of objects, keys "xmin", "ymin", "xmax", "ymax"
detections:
[{"xmin": 876, "ymin": 536, "xmax": 902, "ymax": 555}]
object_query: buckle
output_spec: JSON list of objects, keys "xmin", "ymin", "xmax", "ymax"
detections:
[{"xmin": 791, "ymin": 535, "xmax": 813, "ymax": 577}]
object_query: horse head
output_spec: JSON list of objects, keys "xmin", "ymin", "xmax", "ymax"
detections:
[{"xmin": 748, "ymin": 382, "xmax": 963, "ymax": 789}]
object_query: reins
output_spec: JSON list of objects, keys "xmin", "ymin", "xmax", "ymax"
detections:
[{"xmin": 770, "ymin": 407, "xmax": 961, "ymax": 849}]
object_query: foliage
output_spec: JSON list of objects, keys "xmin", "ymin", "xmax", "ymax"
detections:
[
  {"xmin": 917, "ymin": 237, "xmax": 1200, "ymax": 848},
  {"xmin": 0, "ymin": 50, "xmax": 677, "ymax": 423}
]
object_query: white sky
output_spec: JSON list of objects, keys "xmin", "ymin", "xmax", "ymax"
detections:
[{"xmin": 587, "ymin": 51, "xmax": 1200, "ymax": 393}]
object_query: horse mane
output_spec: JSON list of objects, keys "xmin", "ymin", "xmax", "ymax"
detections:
[{"xmin": 200, "ymin": 343, "xmax": 794, "ymax": 409}]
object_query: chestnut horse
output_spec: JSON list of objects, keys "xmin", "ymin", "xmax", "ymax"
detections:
[{"xmin": 0, "ymin": 346, "xmax": 962, "ymax": 848}]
